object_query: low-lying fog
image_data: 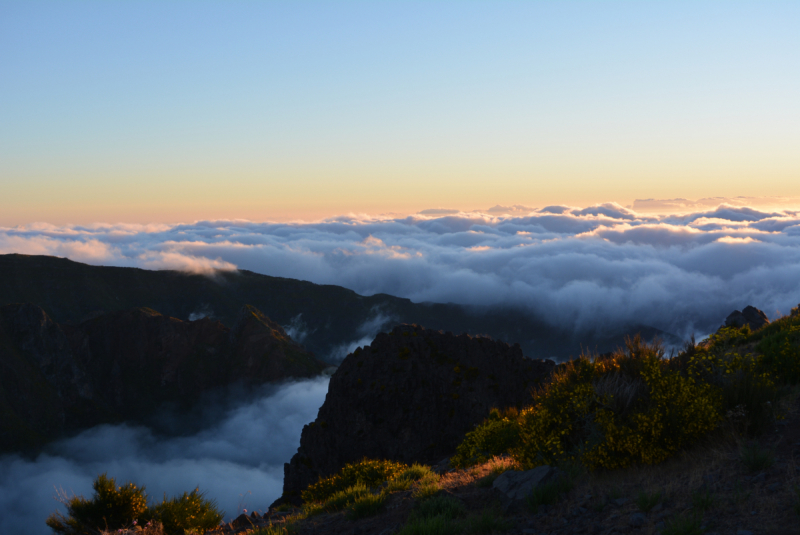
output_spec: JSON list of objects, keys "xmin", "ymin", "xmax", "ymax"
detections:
[{"xmin": 0, "ymin": 377, "xmax": 329, "ymax": 535}]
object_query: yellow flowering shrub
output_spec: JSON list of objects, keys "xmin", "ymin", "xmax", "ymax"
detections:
[
  {"xmin": 581, "ymin": 356, "xmax": 720, "ymax": 469},
  {"xmin": 456, "ymin": 335, "xmax": 726, "ymax": 471},
  {"xmin": 454, "ymin": 308, "xmax": 800, "ymax": 472}
]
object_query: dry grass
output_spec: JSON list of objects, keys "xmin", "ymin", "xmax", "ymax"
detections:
[{"xmin": 438, "ymin": 455, "xmax": 519, "ymax": 491}]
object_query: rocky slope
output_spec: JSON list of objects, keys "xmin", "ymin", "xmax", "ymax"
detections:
[
  {"xmin": 279, "ymin": 324, "xmax": 555, "ymax": 503},
  {"xmin": 0, "ymin": 303, "xmax": 325, "ymax": 453}
]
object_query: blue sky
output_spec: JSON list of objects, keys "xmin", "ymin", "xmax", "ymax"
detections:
[{"xmin": 2, "ymin": 1, "xmax": 799, "ymax": 224}]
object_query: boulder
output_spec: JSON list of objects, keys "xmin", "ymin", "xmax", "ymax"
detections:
[
  {"xmin": 279, "ymin": 324, "xmax": 555, "ymax": 503},
  {"xmin": 725, "ymin": 306, "xmax": 769, "ymax": 331}
]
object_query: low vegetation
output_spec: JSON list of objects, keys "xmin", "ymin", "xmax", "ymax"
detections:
[
  {"xmin": 268, "ymin": 308, "xmax": 800, "ymax": 534},
  {"xmin": 46, "ymin": 474, "xmax": 223, "ymax": 535},
  {"xmin": 453, "ymin": 309, "xmax": 800, "ymax": 473},
  {"xmin": 50, "ymin": 308, "xmax": 800, "ymax": 534}
]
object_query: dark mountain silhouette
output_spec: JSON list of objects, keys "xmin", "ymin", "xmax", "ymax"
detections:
[
  {"xmin": 0, "ymin": 254, "xmax": 673, "ymax": 360},
  {"xmin": 0, "ymin": 302, "xmax": 325, "ymax": 453}
]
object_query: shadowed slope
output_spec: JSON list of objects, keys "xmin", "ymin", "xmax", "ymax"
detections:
[{"xmin": 0, "ymin": 303, "xmax": 326, "ymax": 453}]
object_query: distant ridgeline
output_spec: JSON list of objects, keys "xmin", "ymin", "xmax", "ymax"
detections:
[
  {"xmin": 0, "ymin": 254, "xmax": 670, "ymax": 360},
  {"xmin": 0, "ymin": 253, "xmax": 670, "ymax": 454}
]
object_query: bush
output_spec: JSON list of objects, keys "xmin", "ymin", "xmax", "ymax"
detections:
[
  {"xmin": 451, "ymin": 409, "xmax": 522, "ymax": 468},
  {"xmin": 301, "ymin": 459, "xmax": 409, "ymax": 503},
  {"xmin": 149, "ymin": 488, "xmax": 223, "ymax": 534},
  {"xmin": 720, "ymin": 367, "xmax": 778, "ymax": 436},
  {"xmin": 397, "ymin": 515, "xmax": 462, "ymax": 535},
  {"xmin": 46, "ymin": 474, "xmax": 221, "ymax": 535},
  {"xmin": 414, "ymin": 496, "xmax": 466, "ymax": 520},
  {"xmin": 346, "ymin": 491, "xmax": 388, "ymax": 520},
  {"xmin": 411, "ymin": 473, "xmax": 441, "ymax": 501},
  {"xmin": 513, "ymin": 336, "xmax": 722, "ymax": 470},
  {"xmin": 47, "ymin": 474, "xmax": 149, "ymax": 534}
]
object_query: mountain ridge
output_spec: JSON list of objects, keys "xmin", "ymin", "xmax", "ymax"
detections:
[{"xmin": 0, "ymin": 254, "xmax": 675, "ymax": 361}]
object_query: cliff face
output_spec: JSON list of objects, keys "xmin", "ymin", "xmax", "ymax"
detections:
[
  {"xmin": 0, "ymin": 303, "xmax": 326, "ymax": 453},
  {"xmin": 281, "ymin": 324, "xmax": 555, "ymax": 501}
]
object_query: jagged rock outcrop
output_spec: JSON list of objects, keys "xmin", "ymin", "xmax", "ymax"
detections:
[
  {"xmin": 0, "ymin": 303, "xmax": 325, "ymax": 453},
  {"xmin": 280, "ymin": 324, "xmax": 555, "ymax": 502},
  {"xmin": 725, "ymin": 306, "xmax": 770, "ymax": 331}
]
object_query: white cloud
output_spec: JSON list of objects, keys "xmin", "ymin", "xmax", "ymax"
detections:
[
  {"xmin": 0, "ymin": 378, "xmax": 329, "ymax": 535},
  {"xmin": 3, "ymin": 201, "xmax": 800, "ymax": 340}
]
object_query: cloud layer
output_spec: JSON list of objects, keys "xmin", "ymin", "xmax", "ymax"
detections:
[
  {"xmin": 0, "ymin": 378, "xmax": 329, "ymax": 535},
  {"xmin": 3, "ymin": 201, "xmax": 800, "ymax": 339}
]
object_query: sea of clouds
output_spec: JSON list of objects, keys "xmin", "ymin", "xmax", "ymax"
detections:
[
  {"xmin": 3, "ymin": 200, "xmax": 800, "ymax": 533},
  {"xmin": 0, "ymin": 378, "xmax": 329, "ymax": 535},
  {"xmin": 3, "ymin": 200, "xmax": 800, "ymax": 339}
]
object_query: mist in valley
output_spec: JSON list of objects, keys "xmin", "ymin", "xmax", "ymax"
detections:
[{"xmin": 0, "ymin": 378, "xmax": 329, "ymax": 535}]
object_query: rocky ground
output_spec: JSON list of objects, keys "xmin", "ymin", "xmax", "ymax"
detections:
[{"xmin": 206, "ymin": 388, "xmax": 800, "ymax": 535}]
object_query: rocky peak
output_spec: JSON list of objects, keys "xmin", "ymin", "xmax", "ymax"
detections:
[
  {"xmin": 280, "ymin": 324, "xmax": 555, "ymax": 502},
  {"xmin": 228, "ymin": 305, "xmax": 324, "ymax": 381},
  {"xmin": 725, "ymin": 305, "xmax": 769, "ymax": 331}
]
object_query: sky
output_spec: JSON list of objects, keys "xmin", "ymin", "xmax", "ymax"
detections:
[
  {"xmin": 2, "ymin": 1, "xmax": 799, "ymax": 225},
  {"xmin": 2, "ymin": 4, "xmax": 800, "ymax": 533}
]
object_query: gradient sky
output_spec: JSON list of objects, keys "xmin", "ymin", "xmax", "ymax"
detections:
[{"xmin": 2, "ymin": 1, "xmax": 799, "ymax": 225}]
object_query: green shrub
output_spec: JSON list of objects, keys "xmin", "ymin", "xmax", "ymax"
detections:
[
  {"xmin": 514, "ymin": 337, "xmax": 721, "ymax": 470},
  {"xmin": 301, "ymin": 459, "xmax": 409, "ymax": 503},
  {"xmin": 385, "ymin": 464, "xmax": 437, "ymax": 493},
  {"xmin": 399, "ymin": 496, "xmax": 466, "ymax": 535},
  {"xmin": 451, "ymin": 409, "xmax": 522, "ymax": 468},
  {"xmin": 305, "ymin": 483, "xmax": 371, "ymax": 515},
  {"xmin": 47, "ymin": 474, "xmax": 149, "ymax": 534},
  {"xmin": 414, "ymin": 496, "xmax": 466, "ymax": 520},
  {"xmin": 149, "ymin": 488, "xmax": 223, "ymax": 534},
  {"xmin": 384, "ymin": 477, "xmax": 415, "ymax": 493},
  {"xmin": 756, "ymin": 321, "xmax": 800, "ymax": 384},
  {"xmin": 346, "ymin": 491, "xmax": 388, "ymax": 520},
  {"xmin": 46, "ymin": 474, "xmax": 221, "ymax": 535},
  {"xmin": 397, "ymin": 515, "xmax": 462, "ymax": 535},
  {"xmin": 398, "ymin": 464, "xmax": 435, "ymax": 482},
  {"xmin": 720, "ymin": 367, "xmax": 778, "ymax": 435},
  {"xmin": 411, "ymin": 478, "xmax": 441, "ymax": 501}
]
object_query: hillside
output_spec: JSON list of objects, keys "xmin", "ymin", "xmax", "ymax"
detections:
[
  {"xmin": 0, "ymin": 302, "xmax": 325, "ymax": 453},
  {"xmin": 0, "ymin": 254, "xmax": 673, "ymax": 360}
]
